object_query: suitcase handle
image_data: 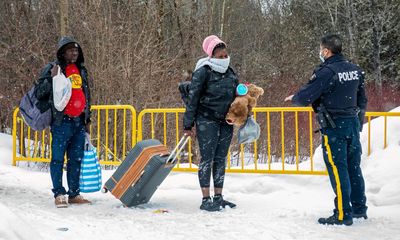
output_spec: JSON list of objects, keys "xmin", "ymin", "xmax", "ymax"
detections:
[{"xmin": 166, "ymin": 135, "xmax": 190, "ymax": 165}]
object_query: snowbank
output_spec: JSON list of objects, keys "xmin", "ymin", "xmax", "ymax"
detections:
[
  {"xmin": 0, "ymin": 133, "xmax": 12, "ymax": 166},
  {"xmin": 361, "ymin": 106, "xmax": 400, "ymax": 207}
]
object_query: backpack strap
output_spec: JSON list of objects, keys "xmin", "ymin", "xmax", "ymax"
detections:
[{"xmin": 35, "ymin": 62, "xmax": 56, "ymax": 85}]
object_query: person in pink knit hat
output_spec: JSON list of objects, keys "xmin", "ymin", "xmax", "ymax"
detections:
[
  {"xmin": 202, "ymin": 35, "xmax": 226, "ymax": 57},
  {"xmin": 183, "ymin": 35, "xmax": 238, "ymax": 211}
]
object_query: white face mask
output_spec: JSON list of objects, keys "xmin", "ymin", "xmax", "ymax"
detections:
[
  {"xmin": 209, "ymin": 56, "xmax": 230, "ymax": 73},
  {"xmin": 319, "ymin": 51, "xmax": 325, "ymax": 62},
  {"xmin": 319, "ymin": 48, "xmax": 325, "ymax": 62}
]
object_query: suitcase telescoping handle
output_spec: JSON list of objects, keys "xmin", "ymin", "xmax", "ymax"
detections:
[{"xmin": 166, "ymin": 135, "xmax": 190, "ymax": 165}]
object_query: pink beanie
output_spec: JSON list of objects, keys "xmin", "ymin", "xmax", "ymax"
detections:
[{"xmin": 202, "ymin": 35, "xmax": 226, "ymax": 57}]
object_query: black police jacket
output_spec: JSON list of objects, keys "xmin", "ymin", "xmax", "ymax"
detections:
[
  {"xmin": 183, "ymin": 65, "xmax": 238, "ymax": 129},
  {"xmin": 292, "ymin": 54, "xmax": 367, "ymax": 118}
]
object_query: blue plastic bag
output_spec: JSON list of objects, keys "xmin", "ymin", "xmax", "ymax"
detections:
[
  {"xmin": 237, "ymin": 116, "xmax": 261, "ymax": 144},
  {"xmin": 79, "ymin": 134, "xmax": 102, "ymax": 193}
]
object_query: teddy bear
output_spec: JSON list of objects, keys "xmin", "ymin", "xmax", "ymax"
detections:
[{"xmin": 225, "ymin": 83, "xmax": 264, "ymax": 126}]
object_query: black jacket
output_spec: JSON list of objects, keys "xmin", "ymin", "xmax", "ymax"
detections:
[
  {"xmin": 34, "ymin": 37, "xmax": 91, "ymax": 126},
  {"xmin": 183, "ymin": 65, "xmax": 238, "ymax": 129},
  {"xmin": 292, "ymin": 54, "xmax": 367, "ymax": 118}
]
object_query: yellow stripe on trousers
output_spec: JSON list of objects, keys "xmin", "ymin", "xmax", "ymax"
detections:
[{"xmin": 323, "ymin": 135, "xmax": 344, "ymax": 221}]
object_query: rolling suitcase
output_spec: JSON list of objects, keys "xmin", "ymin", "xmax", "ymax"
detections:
[{"xmin": 103, "ymin": 136, "xmax": 190, "ymax": 207}]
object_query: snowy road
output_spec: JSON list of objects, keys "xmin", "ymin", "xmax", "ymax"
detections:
[
  {"xmin": 1, "ymin": 165, "xmax": 399, "ymax": 240},
  {"xmin": 1, "ymin": 107, "xmax": 400, "ymax": 240}
]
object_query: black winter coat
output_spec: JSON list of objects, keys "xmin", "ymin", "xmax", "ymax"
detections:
[
  {"xmin": 34, "ymin": 37, "xmax": 91, "ymax": 126},
  {"xmin": 183, "ymin": 65, "xmax": 238, "ymax": 129},
  {"xmin": 292, "ymin": 54, "xmax": 367, "ymax": 118}
]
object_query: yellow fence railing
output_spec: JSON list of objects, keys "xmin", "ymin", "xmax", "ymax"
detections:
[
  {"xmin": 137, "ymin": 107, "xmax": 327, "ymax": 175},
  {"xmin": 137, "ymin": 108, "xmax": 190, "ymax": 169},
  {"xmin": 365, "ymin": 111, "xmax": 400, "ymax": 156},
  {"xmin": 12, "ymin": 105, "xmax": 136, "ymax": 166},
  {"xmin": 228, "ymin": 107, "xmax": 321, "ymax": 174},
  {"xmin": 12, "ymin": 105, "xmax": 400, "ymax": 175}
]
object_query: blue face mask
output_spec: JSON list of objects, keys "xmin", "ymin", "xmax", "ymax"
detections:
[{"xmin": 319, "ymin": 51, "xmax": 325, "ymax": 62}]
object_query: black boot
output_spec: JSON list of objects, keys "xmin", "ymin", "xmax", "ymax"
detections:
[
  {"xmin": 352, "ymin": 212, "xmax": 368, "ymax": 219},
  {"xmin": 352, "ymin": 205, "xmax": 368, "ymax": 219},
  {"xmin": 318, "ymin": 213, "xmax": 353, "ymax": 226},
  {"xmin": 199, "ymin": 197, "xmax": 221, "ymax": 212},
  {"xmin": 213, "ymin": 194, "xmax": 236, "ymax": 209}
]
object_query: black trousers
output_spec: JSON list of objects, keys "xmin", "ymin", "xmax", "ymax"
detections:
[
  {"xmin": 321, "ymin": 117, "xmax": 367, "ymax": 220},
  {"xmin": 195, "ymin": 115, "xmax": 233, "ymax": 188}
]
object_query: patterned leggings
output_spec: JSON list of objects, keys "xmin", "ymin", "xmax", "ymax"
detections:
[{"xmin": 195, "ymin": 115, "xmax": 233, "ymax": 188}]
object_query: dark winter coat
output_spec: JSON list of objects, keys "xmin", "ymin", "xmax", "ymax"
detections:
[
  {"xmin": 183, "ymin": 65, "xmax": 238, "ymax": 129},
  {"xmin": 34, "ymin": 37, "xmax": 91, "ymax": 126},
  {"xmin": 292, "ymin": 54, "xmax": 367, "ymax": 118}
]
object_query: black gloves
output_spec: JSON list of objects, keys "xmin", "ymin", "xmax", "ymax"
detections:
[{"xmin": 358, "ymin": 109, "xmax": 366, "ymax": 132}]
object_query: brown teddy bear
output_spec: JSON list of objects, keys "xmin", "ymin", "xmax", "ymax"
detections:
[{"xmin": 225, "ymin": 84, "xmax": 264, "ymax": 126}]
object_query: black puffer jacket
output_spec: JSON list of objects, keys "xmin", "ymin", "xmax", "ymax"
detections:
[
  {"xmin": 183, "ymin": 65, "xmax": 238, "ymax": 129},
  {"xmin": 34, "ymin": 37, "xmax": 91, "ymax": 126}
]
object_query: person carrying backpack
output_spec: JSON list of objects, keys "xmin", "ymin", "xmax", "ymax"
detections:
[
  {"xmin": 35, "ymin": 36, "xmax": 92, "ymax": 208},
  {"xmin": 183, "ymin": 35, "xmax": 238, "ymax": 211}
]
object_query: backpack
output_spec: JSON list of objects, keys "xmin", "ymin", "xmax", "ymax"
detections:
[
  {"xmin": 19, "ymin": 78, "xmax": 52, "ymax": 132},
  {"xmin": 19, "ymin": 63, "xmax": 55, "ymax": 131},
  {"xmin": 178, "ymin": 66, "xmax": 212, "ymax": 107},
  {"xmin": 178, "ymin": 81, "xmax": 191, "ymax": 107}
]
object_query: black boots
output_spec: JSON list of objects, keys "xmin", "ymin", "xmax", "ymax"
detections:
[
  {"xmin": 352, "ymin": 212, "xmax": 368, "ymax": 219},
  {"xmin": 200, "ymin": 197, "xmax": 221, "ymax": 212},
  {"xmin": 199, "ymin": 195, "xmax": 237, "ymax": 212},
  {"xmin": 213, "ymin": 194, "xmax": 236, "ymax": 209},
  {"xmin": 318, "ymin": 213, "xmax": 353, "ymax": 226}
]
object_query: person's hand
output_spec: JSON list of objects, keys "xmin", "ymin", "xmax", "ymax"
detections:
[
  {"xmin": 51, "ymin": 64, "xmax": 60, "ymax": 77},
  {"xmin": 183, "ymin": 128, "xmax": 195, "ymax": 138},
  {"xmin": 284, "ymin": 95, "xmax": 294, "ymax": 102}
]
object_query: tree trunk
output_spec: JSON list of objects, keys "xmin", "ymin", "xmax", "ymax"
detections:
[
  {"xmin": 220, "ymin": 0, "xmax": 226, "ymax": 37},
  {"xmin": 210, "ymin": 0, "xmax": 216, "ymax": 34},
  {"xmin": 345, "ymin": 0, "xmax": 356, "ymax": 60},
  {"xmin": 156, "ymin": 0, "xmax": 164, "ymax": 43},
  {"xmin": 370, "ymin": 0, "xmax": 382, "ymax": 92},
  {"xmin": 60, "ymin": 0, "xmax": 68, "ymax": 36}
]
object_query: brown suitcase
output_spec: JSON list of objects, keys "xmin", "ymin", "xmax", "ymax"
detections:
[{"xmin": 103, "ymin": 137, "xmax": 189, "ymax": 207}]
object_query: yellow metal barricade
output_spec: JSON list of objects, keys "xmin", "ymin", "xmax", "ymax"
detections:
[
  {"xmin": 12, "ymin": 105, "xmax": 400, "ymax": 175},
  {"xmin": 12, "ymin": 105, "xmax": 136, "ymax": 166},
  {"xmin": 136, "ymin": 107, "xmax": 400, "ymax": 175},
  {"xmin": 226, "ymin": 107, "xmax": 326, "ymax": 175},
  {"xmin": 137, "ymin": 108, "xmax": 195, "ymax": 171},
  {"xmin": 365, "ymin": 111, "xmax": 400, "ymax": 156},
  {"xmin": 136, "ymin": 107, "xmax": 325, "ymax": 174}
]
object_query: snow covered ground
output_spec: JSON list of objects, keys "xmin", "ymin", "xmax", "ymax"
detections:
[{"xmin": 1, "ymin": 107, "xmax": 400, "ymax": 240}]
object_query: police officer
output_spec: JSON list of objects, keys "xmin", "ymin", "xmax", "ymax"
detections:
[{"xmin": 285, "ymin": 34, "xmax": 368, "ymax": 226}]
